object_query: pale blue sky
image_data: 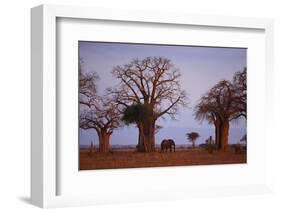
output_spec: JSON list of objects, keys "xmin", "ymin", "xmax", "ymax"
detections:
[{"xmin": 79, "ymin": 41, "xmax": 247, "ymax": 146}]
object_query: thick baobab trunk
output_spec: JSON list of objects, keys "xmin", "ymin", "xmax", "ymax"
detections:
[
  {"xmin": 137, "ymin": 132, "xmax": 145, "ymax": 152},
  {"xmin": 137, "ymin": 124, "xmax": 145, "ymax": 152},
  {"xmin": 97, "ymin": 129, "xmax": 111, "ymax": 152},
  {"xmin": 137, "ymin": 119, "xmax": 156, "ymax": 152},
  {"xmin": 147, "ymin": 123, "xmax": 155, "ymax": 152},
  {"xmin": 220, "ymin": 121, "xmax": 229, "ymax": 151},
  {"xmin": 214, "ymin": 120, "xmax": 222, "ymax": 149}
]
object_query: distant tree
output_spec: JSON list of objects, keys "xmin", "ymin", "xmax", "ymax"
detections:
[
  {"xmin": 108, "ymin": 57, "xmax": 188, "ymax": 152},
  {"xmin": 186, "ymin": 132, "xmax": 200, "ymax": 148},
  {"xmin": 89, "ymin": 141, "xmax": 94, "ymax": 156}
]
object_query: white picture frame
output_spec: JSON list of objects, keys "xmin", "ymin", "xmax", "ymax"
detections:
[{"xmin": 31, "ymin": 4, "xmax": 274, "ymax": 208}]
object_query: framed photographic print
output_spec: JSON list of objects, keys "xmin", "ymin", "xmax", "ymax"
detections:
[
  {"xmin": 78, "ymin": 41, "xmax": 247, "ymax": 170},
  {"xmin": 31, "ymin": 4, "xmax": 274, "ymax": 208}
]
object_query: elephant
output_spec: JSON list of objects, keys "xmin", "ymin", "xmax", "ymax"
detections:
[{"xmin": 161, "ymin": 139, "xmax": 176, "ymax": 152}]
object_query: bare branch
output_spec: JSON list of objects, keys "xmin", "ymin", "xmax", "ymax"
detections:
[{"xmin": 108, "ymin": 57, "xmax": 188, "ymax": 121}]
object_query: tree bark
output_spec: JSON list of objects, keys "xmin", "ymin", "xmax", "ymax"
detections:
[
  {"xmin": 137, "ymin": 119, "xmax": 156, "ymax": 152},
  {"xmin": 220, "ymin": 120, "xmax": 229, "ymax": 151},
  {"xmin": 214, "ymin": 120, "xmax": 222, "ymax": 149},
  {"xmin": 137, "ymin": 131, "xmax": 145, "ymax": 152},
  {"xmin": 97, "ymin": 129, "xmax": 111, "ymax": 152}
]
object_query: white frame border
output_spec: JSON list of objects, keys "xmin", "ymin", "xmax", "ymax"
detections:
[{"xmin": 31, "ymin": 4, "xmax": 274, "ymax": 208}]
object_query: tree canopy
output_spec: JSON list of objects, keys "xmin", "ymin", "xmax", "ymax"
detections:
[
  {"xmin": 121, "ymin": 103, "xmax": 153, "ymax": 125},
  {"xmin": 108, "ymin": 57, "xmax": 188, "ymax": 119}
]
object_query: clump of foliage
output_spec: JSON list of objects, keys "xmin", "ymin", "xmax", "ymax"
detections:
[
  {"xmin": 186, "ymin": 132, "xmax": 200, "ymax": 148},
  {"xmin": 122, "ymin": 103, "xmax": 153, "ymax": 125}
]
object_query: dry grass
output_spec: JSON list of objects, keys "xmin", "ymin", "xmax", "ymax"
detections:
[{"xmin": 79, "ymin": 148, "xmax": 246, "ymax": 170}]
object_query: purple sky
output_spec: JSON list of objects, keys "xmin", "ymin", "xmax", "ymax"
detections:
[{"xmin": 79, "ymin": 41, "xmax": 247, "ymax": 146}]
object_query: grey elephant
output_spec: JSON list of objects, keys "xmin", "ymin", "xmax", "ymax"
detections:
[{"xmin": 161, "ymin": 139, "xmax": 176, "ymax": 152}]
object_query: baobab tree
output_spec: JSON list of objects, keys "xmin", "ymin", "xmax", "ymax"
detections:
[
  {"xmin": 79, "ymin": 60, "xmax": 121, "ymax": 152},
  {"xmin": 195, "ymin": 68, "xmax": 247, "ymax": 151},
  {"xmin": 194, "ymin": 96, "xmax": 223, "ymax": 150},
  {"xmin": 80, "ymin": 98, "xmax": 121, "ymax": 152},
  {"xmin": 186, "ymin": 132, "xmax": 200, "ymax": 148},
  {"xmin": 108, "ymin": 57, "xmax": 188, "ymax": 152}
]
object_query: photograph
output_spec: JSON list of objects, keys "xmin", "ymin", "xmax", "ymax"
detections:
[{"xmin": 79, "ymin": 41, "xmax": 247, "ymax": 170}]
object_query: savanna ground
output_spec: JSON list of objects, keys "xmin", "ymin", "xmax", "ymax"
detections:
[{"xmin": 79, "ymin": 147, "xmax": 246, "ymax": 170}]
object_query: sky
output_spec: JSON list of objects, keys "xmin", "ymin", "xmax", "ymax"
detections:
[{"xmin": 79, "ymin": 41, "xmax": 247, "ymax": 146}]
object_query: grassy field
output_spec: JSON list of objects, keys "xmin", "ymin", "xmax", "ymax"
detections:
[{"xmin": 79, "ymin": 147, "xmax": 246, "ymax": 170}]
